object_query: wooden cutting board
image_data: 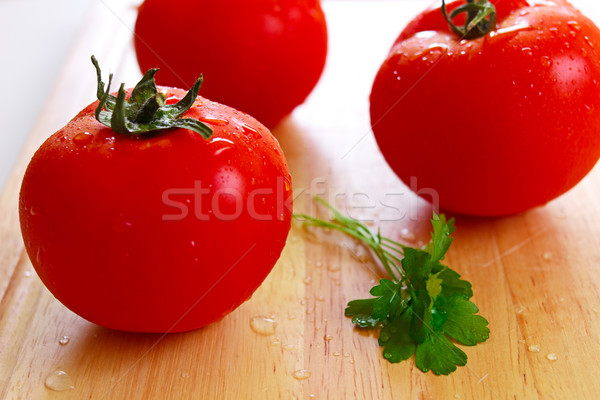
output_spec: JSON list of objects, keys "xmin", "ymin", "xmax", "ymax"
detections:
[{"xmin": 2, "ymin": 1, "xmax": 600, "ymax": 399}]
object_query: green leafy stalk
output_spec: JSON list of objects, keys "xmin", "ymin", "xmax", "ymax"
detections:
[
  {"xmin": 441, "ymin": 0, "xmax": 497, "ymax": 40},
  {"xmin": 91, "ymin": 55, "xmax": 213, "ymax": 139},
  {"xmin": 295, "ymin": 198, "xmax": 489, "ymax": 375}
]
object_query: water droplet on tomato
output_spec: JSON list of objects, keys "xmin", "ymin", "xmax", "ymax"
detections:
[
  {"xmin": 241, "ymin": 124, "xmax": 261, "ymax": 140},
  {"xmin": 521, "ymin": 47, "xmax": 533, "ymax": 56},
  {"xmin": 198, "ymin": 117, "xmax": 229, "ymax": 126},
  {"xmin": 58, "ymin": 335, "xmax": 70, "ymax": 345},
  {"xmin": 400, "ymin": 228, "xmax": 415, "ymax": 241},
  {"xmin": 540, "ymin": 56, "xmax": 552, "ymax": 67},
  {"xmin": 584, "ymin": 36, "xmax": 595, "ymax": 48},
  {"xmin": 112, "ymin": 214, "xmax": 132, "ymax": 233},
  {"xmin": 283, "ymin": 177, "xmax": 292, "ymax": 192},
  {"xmin": 165, "ymin": 95, "xmax": 179, "ymax": 104},
  {"xmin": 567, "ymin": 21, "xmax": 581, "ymax": 37},
  {"xmin": 35, "ymin": 247, "xmax": 45, "ymax": 267},
  {"xmin": 45, "ymin": 371, "xmax": 74, "ymax": 391},
  {"xmin": 249, "ymin": 316, "xmax": 277, "ymax": 336},
  {"xmin": 73, "ymin": 132, "xmax": 93, "ymax": 145},
  {"xmin": 292, "ymin": 369, "xmax": 311, "ymax": 380}
]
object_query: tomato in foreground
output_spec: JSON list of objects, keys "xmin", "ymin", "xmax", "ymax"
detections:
[
  {"xmin": 134, "ymin": 0, "xmax": 328, "ymax": 129},
  {"xmin": 370, "ymin": 0, "xmax": 600, "ymax": 216},
  {"xmin": 19, "ymin": 58, "xmax": 292, "ymax": 332}
]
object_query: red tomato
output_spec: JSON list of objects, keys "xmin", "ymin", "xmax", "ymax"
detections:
[
  {"xmin": 134, "ymin": 0, "xmax": 328, "ymax": 128},
  {"xmin": 19, "ymin": 74, "xmax": 292, "ymax": 332},
  {"xmin": 370, "ymin": 0, "xmax": 600, "ymax": 216}
]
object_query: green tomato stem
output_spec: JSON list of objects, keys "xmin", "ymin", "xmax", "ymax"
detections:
[
  {"xmin": 91, "ymin": 55, "xmax": 213, "ymax": 138},
  {"xmin": 441, "ymin": 0, "xmax": 497, "ymax": 40}
]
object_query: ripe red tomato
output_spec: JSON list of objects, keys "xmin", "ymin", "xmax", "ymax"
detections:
[
  {"xmin": 19, "ymin": 64, "xmax": 292, "ymax": 333},
  {"xmin": 134, "ymin": 0, "xmax": 328, "ymax": 128},
  {"xmin": 370, "ymin": 0, "xmax": 600, "ymax": 216}
]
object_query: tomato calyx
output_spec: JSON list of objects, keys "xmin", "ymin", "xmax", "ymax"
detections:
[
  {"xmin": 441, "ymin": 0, "xmax": 497, "ymax": 40},
  {"xmin": 91, "ymin": 55, "xmax": 213, "ymax": 139}
]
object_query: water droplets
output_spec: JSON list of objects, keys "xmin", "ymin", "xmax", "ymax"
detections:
[
  {"xmin": 249, "ymin": 316, "xmax": 278, "ymax": 336},
  {"xmin": 58, "ymin": 335, "xmax": 70, "ymax": 345},
  {"xmin": 528, "ymin": 344, "xmax": 541, "ymax": 353},
  {"xmin": 292, "ymin": 369, "xmax": 312, "ymax": 380},
  {"xmin": 584, "ymin": 35, "xmax": 595, "ymax": 49},
  {"xmin": 241, "ymin": 124, "xmax": 261, "ymax": 141},
  {"xmin": 399, "ymin": 228, "xmax": 415, "ymax": 241},
  {"xmin": 112, "ymin": 213, "xmax": 133, "ymax": 233},
  {"xmin": 73, "ymin": 132, "xmax": 93, "ymax": 145},
  {"xmin": 540, "ymin": 56, "xmax": 552, "ymax": 68},
  {"xmin": 327, "ymin": 264, "xmax": 340, "ymax": 272},
  {"xmin": 283, "ymin": 344, "xmax": 296, "ymax": 352},
  {"xmin": 198, "ymin": 116, "xmax": 229, "ymax": 126},
  {"xmin": 45, "ymin": 371, "xmax": 74, "ymax": 391},
  {"xmin": 567, "ymin": 20, "xmax": 581, "ymax": 37},
  {"xmin": 283, "ymin": 177, "xmax": 292, "ymax": 193}
]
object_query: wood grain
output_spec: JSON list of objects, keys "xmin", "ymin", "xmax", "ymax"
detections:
[{"xmin": 1, "ymin": 0, "xmax": 600, "ymax": 399}]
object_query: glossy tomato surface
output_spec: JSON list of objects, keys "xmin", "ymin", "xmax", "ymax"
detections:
[
  {"xmin": 134, "ymin": 0, "xmax": 328, "ymax": 128},
  {"xmin": 19, "ymin": 88, "xmax": 292, "ymax": 332},
  {"xmin": 370, "ymin": 0, "xmax": 600, "ymax": 216}
]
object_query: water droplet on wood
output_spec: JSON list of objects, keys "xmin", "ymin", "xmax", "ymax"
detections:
[
  {"xmin": 249, "ymin": 316, "xmax": 277, "ymax": 336},
  {"xmin": 45, "ymin": 371, "xmax": 74, "ymax": 391},
  {"xmin": 292, "ymin": 369, "xmax": 311, "ymax": 380}
]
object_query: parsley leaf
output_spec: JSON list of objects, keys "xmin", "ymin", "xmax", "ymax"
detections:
[
  {"xmin": 295, "ymin": 198, "xmax": 489, "ymax": 375},
  {"xmin": 415, "ymin": 332, "xmax": 467, "ymax": 375},
  {"xmin": 435, "ymin": 296, "xmax": 490, "ymax": 346},
  {"xmin": 379, "ymin": 312, "xmax": 415, "ymax": 363},
  {"xmin": 345, "ymin": 298, "xmax": 378, "ymax": 328}
]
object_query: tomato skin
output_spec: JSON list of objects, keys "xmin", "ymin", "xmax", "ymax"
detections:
[
  {"xmin": 19, "ymin": 88, "xmax": 292, "ymax": 332},
  {"xmin": 134, "ymin": 0, "xmax": 328, "ymax": 128},
  {"xmin": 370, "ymin": 0, "xmax": 600, "ymax": 216}
]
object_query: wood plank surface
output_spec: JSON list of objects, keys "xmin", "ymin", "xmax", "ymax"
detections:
[{"xmin": 1, "ymin": 0, "xmax": 600, "ymax": 399}]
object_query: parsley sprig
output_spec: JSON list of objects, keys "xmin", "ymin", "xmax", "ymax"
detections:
[{"xmin": 295, "ymin": 197, "xmax": 489, "ymax": 375}]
